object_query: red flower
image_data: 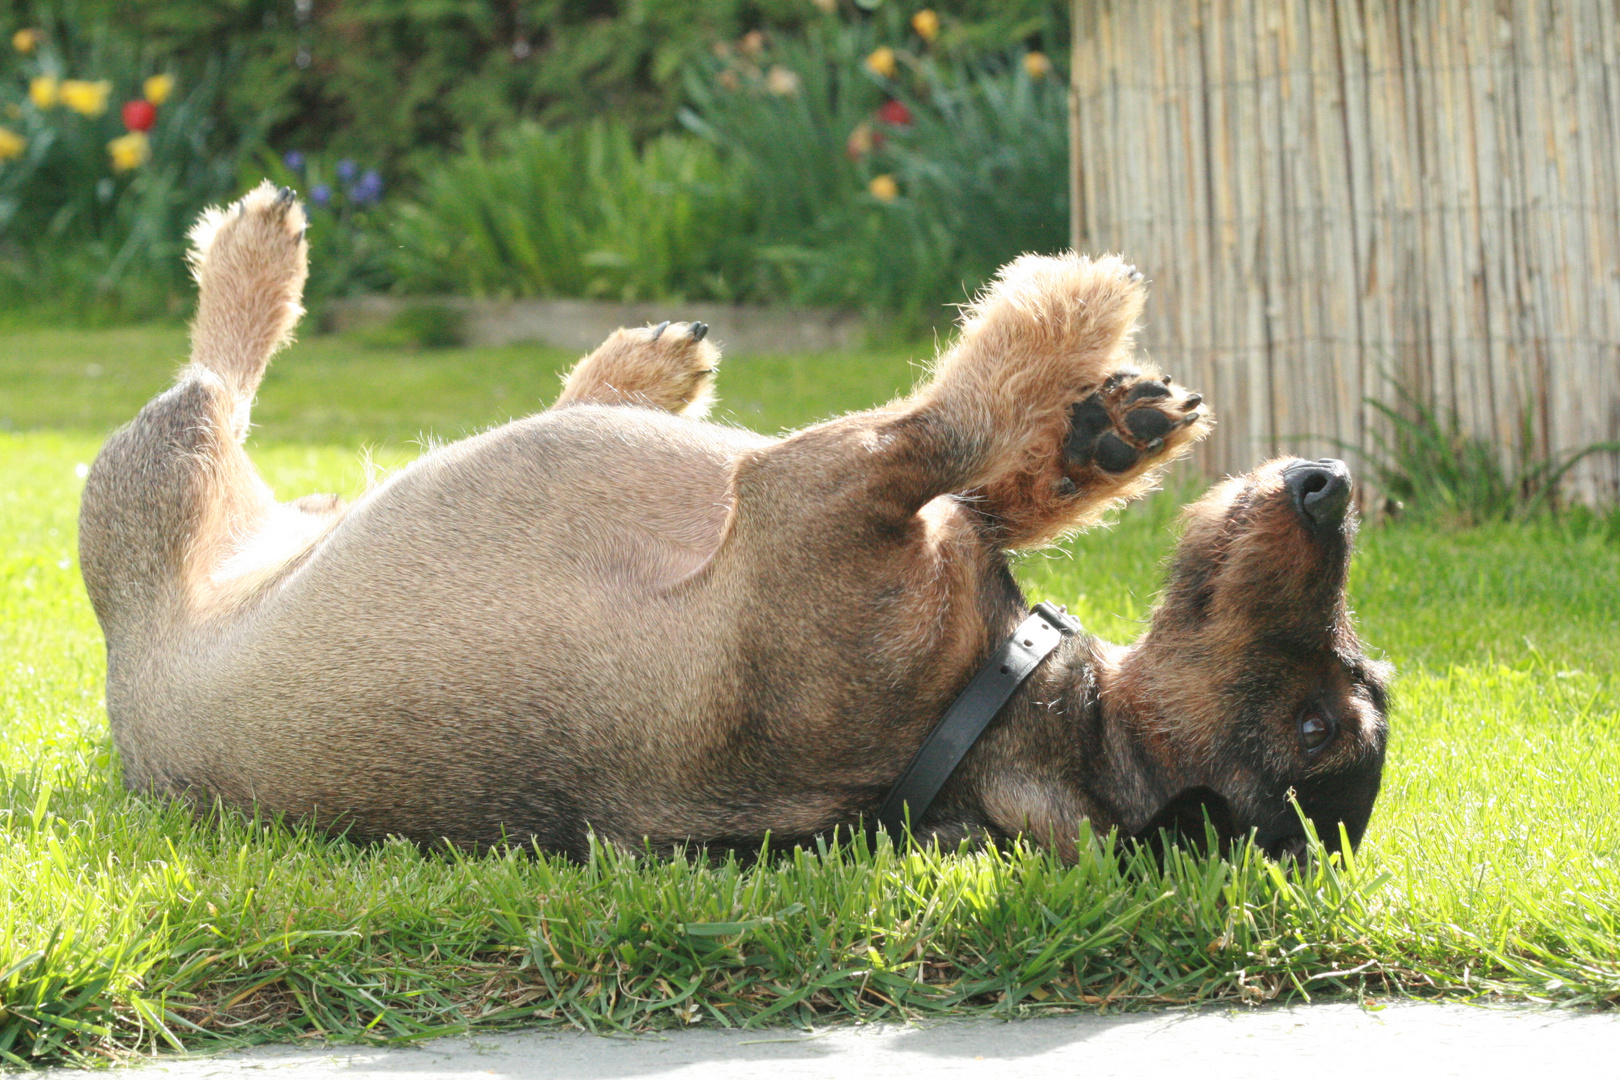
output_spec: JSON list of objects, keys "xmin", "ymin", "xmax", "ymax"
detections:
[
  {"xmin": 121, "ymin": 99, "xmax": 157, "ymax": 133},
  {"xmin": 876, "ymin": 99, "xmax": 912, "ymax": 126}
]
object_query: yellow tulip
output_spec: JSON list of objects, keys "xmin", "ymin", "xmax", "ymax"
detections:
[
  {"xmin": 0, "ymin": 126, "xmax": 25, "ymax": 161},
  {"xmin": 869, "ymin": 174, "xmax": 899, "ymax": 203},
  {"xmin": 13, "ymin": 28, "xmax": 40, "ymax": 53},
  {"xmin": 143, "ymin": 73, "xmax": 175, "ymax": 105},
  {"xmin": 108, "ymin": 130, "xmax": 150, "ymax": 172},
  {"xmin": 1023, "ymin": 51, "xmax": 1052, "ymax": 80},
  {"xmin": 28, "ymin": 75, "xmax": 58, "ymax": 109},
  {"xmin": 865, "ymin": 46, "xmax": 897, "ymax": 80},
  {"xmin": 60, "ymin": 79, "xmax": 112, "ymax": 117},
  {"xmin": 911, "ymin": 10, "xmax": 940, "ymax": 43}
]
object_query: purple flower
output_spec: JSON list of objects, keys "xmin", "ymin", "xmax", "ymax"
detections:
[
  {"xmin": 350, "ymin": 168, "xmax": 383, "ymax": 205},
  {"xmin": 282, "ymin": 150, "xmax": 305, "ymax": 171},
  {"xmin": 310, "ymin": 183, "xmax": 332, "ymax": 206},
  {"xmin": 335, "ymin": 158, "xmax": 358, "ymax": 182}
]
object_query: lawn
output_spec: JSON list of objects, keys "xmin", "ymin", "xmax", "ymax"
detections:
[{"xmin": 2, "ymin": 325, "xmax": 1617, "ymax": 1065}]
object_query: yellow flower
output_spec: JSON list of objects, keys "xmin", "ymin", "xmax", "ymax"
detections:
[
  {"xmin": 911, "ymin": 9, "xmax": 939, "ymax": 43},
  {"xmin": 869, "ymin": 174, "xmax": 898, "ymax": 202},
  {"xmin": 108, "ymin": 130, "xmax": 149, "ymax": 172},
  {"xmin": 865, "ymin": 45, "xmax": 897, "ymax": 79},
  {"xmin": 60, "ymin": 79, "xmax": 111, "ymax": 117},
  {"xmin": 143, "ymin": 73, "xmax": 175, "ymax": 105},
  {"xmin": 1023, "ymin": 51, "xmax": 1052, "ymax": 80},
  {"xmin": 0, "ymin": 126, "xmax": 25, "ymax": 161},
  {"xmin": 13, "ymin": 28, "xmax": 40, "ymax": 53},
  {"xmin": 28, "ymin": 75, "xmax": 58, "ymax": 109}
]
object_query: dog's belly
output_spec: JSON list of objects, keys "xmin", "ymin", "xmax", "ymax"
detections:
[{"xmin": 157, "ymin": 407, "xmax": 790, "ymax": 843}]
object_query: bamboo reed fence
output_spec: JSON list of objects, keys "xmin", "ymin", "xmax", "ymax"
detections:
[{"xmin": 1070, "ymin": 0, "xmax": 1620, "ymax": 506}]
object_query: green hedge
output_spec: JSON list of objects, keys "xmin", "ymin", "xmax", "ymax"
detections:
[{"xmin": 8, "ymin": 0, "xmax": 1068, "ymax": 180}]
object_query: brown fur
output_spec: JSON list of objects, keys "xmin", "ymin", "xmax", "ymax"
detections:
[{"xmin": 78, "ymin": 184, "xmax": 1389, "ymax": 860}]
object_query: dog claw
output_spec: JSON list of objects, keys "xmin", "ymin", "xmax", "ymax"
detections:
[
  {"xmin": 691, "ymin": 322, "xmax": 709, "ymax": 342},
  {"xmin": 1065, "ymin": 395, "xmax": 1111, "ymax": 468},
  {"xmin": 1184, "ymin": 393, "xmax": 1203, "ymax": 409},
  {"xmin": 1055, "ymin": 476, "xmax": 1078, "ymax": 497},
  {"xmin": 650, "ymin": 320, "xmax": 670, "ymax": 341},
  {"xmin": 275, "ymin": 186, "xmax": 297, "ymax": 207}
]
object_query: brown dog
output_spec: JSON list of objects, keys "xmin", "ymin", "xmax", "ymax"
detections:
[{"xmin": 79, "ymin": 183, "xmax": 1389, "ymax": 861}]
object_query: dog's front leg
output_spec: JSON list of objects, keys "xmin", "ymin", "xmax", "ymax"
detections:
[
  {"xmin": 916, "ymin": 254, "xmax": 1211, "ymax": 547},
  {"xmin": 735, "ymin": 255, "xmax": 1210, "ymax": 545}
]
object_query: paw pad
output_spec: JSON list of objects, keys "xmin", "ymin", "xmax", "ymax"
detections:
[{"xmin": 1063, "ymin": 371, "xmax": 1205, "ymax": 477}]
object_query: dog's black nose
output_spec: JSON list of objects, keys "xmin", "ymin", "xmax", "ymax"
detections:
[{"xmin": 1283, "ymin": 458, "xmax": 1352, "ymax": 529}]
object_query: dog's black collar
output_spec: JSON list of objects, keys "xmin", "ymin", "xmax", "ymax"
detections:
[{"xmin": 877, "ymin": 601, "xmax": 1081, "ymax": 841}]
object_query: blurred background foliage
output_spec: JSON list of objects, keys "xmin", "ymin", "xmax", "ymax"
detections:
[{"xmin": 1, "ymin": 0, "xmax": 1072, "ymax": 327}]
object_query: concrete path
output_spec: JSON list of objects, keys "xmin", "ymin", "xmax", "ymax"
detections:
[{"xmin": 38, "ymin": 1003, "xmax": 1619, "ymax": 1079}]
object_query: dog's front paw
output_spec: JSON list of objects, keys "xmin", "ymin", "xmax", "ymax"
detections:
[{"xmin": 1064, "ymin": 370, "xmax": 1208, "ymax": 477}]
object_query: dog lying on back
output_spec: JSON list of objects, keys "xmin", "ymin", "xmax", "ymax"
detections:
[{"xmin": 79, "ymin": 183, "xmax": 1390, "ymax": 861}]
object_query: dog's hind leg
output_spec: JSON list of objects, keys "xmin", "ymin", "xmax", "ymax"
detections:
[
  {"xmin": 554, "ymin": 320, "xmax": 720, "ymax": 416},
  {"xmin": 79, "ymin": 181, "xmax": 311, "ymax": 634}
]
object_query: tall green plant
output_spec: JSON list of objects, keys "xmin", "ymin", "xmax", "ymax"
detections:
[
  {"xmin": 680, "ymin": 9, "xmax": 1069, "ymax": 324},
  {"xmin": 1357, "ymin": 378, "xmax": 1620, "ymax": 523},
  {"xmin": 680, "ymin": 18, "xmax": 884, "ymax": 255},
  {"xmin": 388, "ymin": 121, "xmax": 749, "ymax": 303}
]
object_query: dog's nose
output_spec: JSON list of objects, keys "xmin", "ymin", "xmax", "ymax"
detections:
[{"xmin": 1283, "ymin": 458, "xmax": 1352, "ymax": 529}]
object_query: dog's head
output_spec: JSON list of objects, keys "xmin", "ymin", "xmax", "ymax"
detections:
[{"xmin": 1106, "ymin": 457, "xmax": 1391, "ymax": 860}]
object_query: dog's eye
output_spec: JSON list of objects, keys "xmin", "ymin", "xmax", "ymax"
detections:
[{"xmin": 1299, "ymin": 711, "xmax": 1336, "ymax": 755}]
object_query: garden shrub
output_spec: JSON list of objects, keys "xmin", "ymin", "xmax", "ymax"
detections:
[
  {"xmin": 19, "ymin": 0, "xmax": 1069, "ymax": 180},
  {"xmin": 681, "ymin": 6, "xmax": 1070, "ymax": 325},
  {"xmin": 387, "ymin": 119, "xmax": 750, "ymax": 303},
  {"xmin": 1, "ymin": 1, "xmax": 1074, "ymax": 320}
]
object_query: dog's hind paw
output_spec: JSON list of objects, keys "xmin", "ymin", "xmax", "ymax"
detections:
[
  {"xmin": 555, "ymin": 320, "xmax": 722, "ymax": 417},
  {"xmin": 187, "ymin": 181, "xmax": 308, "ymax": 279},
  {"xmin": 184, "ymin": 181, "xmax": 311, "ymax": 396}
]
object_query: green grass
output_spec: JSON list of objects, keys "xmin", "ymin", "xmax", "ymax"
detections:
[{"xmin": 2, "ymin": 326, "xmax": 1617, "ymax": 1065}]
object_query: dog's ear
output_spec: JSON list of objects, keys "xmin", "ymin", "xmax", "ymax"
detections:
[{"xmin": 1128, "ymin": 786, "xmax": 1235, "ymax": 862}]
